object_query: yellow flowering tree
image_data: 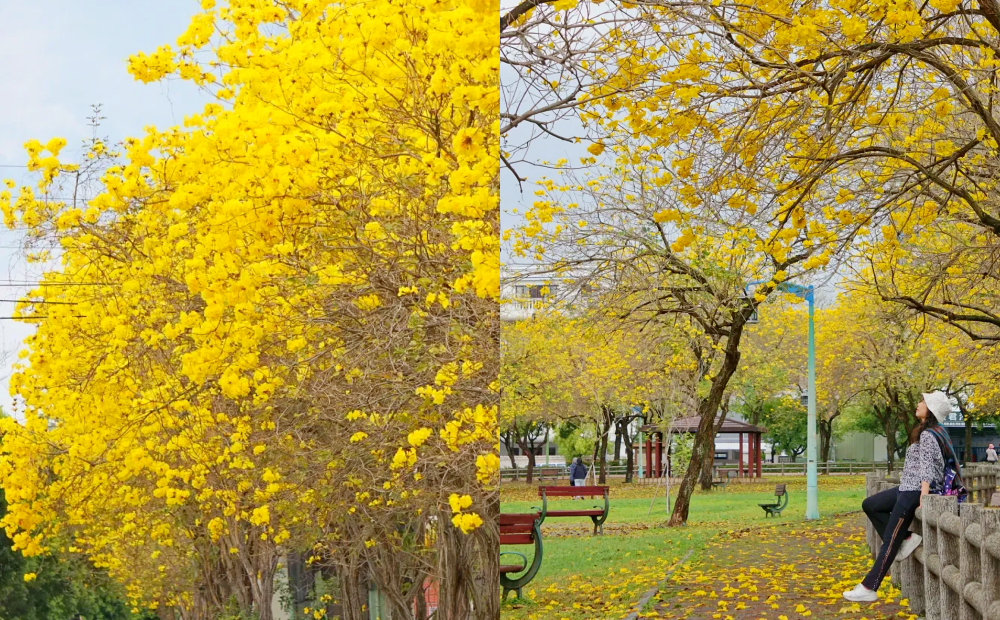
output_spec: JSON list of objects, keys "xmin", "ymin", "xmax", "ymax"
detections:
[
  {"xmin": 499, "ymin": 0, "xmax": 664, "ymax": 181},
  {"xmin": 500, "ymin": 308, "xmax": 669, "ymax": 483},
  {"xmin": 556, "ymin": 314, "xmax": 669, "ymax": 484},
  {"xmin": 854, "ymin": 234, "xmax": 1000, "ymax": 459},
  {"xmin": 498, "ymin": 313, "xmax": 573, "ymax": 482},
  {"xmin": 509, "ymin": 120, "xmax": 856, "ymax": 523},
  {"xmin": 740, "ymin": 296, "xmax": 876, "ymax": 463},
  {"xmin": 0, "ymin": 1, "xmax": 500, "ymax": 619},
  {"xmin": 502, "ymin": 0, "xmax": 1000, "ymax": 519},
  {"xmin": 594, "ymin": 0, "xmax": 1000, "ymax": 351}
]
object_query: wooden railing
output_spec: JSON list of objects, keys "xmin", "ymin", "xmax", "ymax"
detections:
[{"xmin": 864, "ymin": 466, "xmax": 1000, "ymax": 619}]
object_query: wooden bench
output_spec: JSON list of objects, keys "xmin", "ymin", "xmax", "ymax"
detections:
[
  {"xmin": 759, "ymin": 484, "xmax": 789, "ymax": 517},
  {"xmin": 499, "ymin": 513, "xmax": 543, "ymax": 600},
  {"xmin": 535, "ymin": 485, "xmax": 610, "ymax": 535},
  {"xmin": 536, "ymin": 467, "xmax": 567, "ymax": 481},
  {"xmin": 712, "ymin": 470, "xmax": 738, "ymax": 490}
]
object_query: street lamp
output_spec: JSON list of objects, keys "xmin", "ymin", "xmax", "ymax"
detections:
[{"xmin": 746, "ymin": 280, "xmax": 820, "ymax": 521}]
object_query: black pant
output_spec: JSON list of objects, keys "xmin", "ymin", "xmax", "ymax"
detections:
[{"xmin": 861, "ymin": 486, "xmax": 921, "ymax": 590}]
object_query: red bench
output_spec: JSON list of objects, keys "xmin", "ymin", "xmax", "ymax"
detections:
[
  {"xmin": 499, "ymin": 512, "xmax": 543, "ymax": 600},
  {"xmin": 535, "ymin": 485, "xmax": 610, "ymax": 535}
]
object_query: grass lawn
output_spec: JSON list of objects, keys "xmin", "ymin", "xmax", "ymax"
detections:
[
  {"xmin": 500, "ymin": 476, "xmax": 871, "ymax": 619},
  {"xmin": 501, "ymin": 475, "xmax": 866, "ymax": 527}
]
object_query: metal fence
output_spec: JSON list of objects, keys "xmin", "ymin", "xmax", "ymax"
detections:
[{"xmin": 864, "ymin": 465, "xmax": 1000, "ymax": 619}]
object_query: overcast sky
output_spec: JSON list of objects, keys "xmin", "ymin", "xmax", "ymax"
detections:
[{"xmin": 0, "ymin": 1, "xmax": 207, "ymax": 415}]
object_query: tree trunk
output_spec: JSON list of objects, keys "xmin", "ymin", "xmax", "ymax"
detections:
[
  {"xmin": 885, "ymin": 421, "xmax": 897, "ymax": 475},
  {"xmin": 618, "ymin": 418, "xmax": 635, "ymax": 483},
  {"xmin": 516, "ymin": 437, "xmax": 536, "ymax": 483},
  {"xmin": 614, "ymin": 427, "xmax": 622, "ymax": 462},
  {"xmin": 624, "ymin": 442, "xmax": 634, "ymax": 482},
  {"xmin": 594, "ymin": 405, "xmax": 611, "ymax": 484},
  {"xmin": 339, "ymin": 562, "xmax": 368, "ymax": 620},
  {"xmin": 965, "ymin": 415, "xmax": 973, "ymax": 464},
  {"xmin": 415, "ymin": 578, "xmax": 428, "ymax": 620},
  {"xmin": 698, "ymin": 402, "xmax": 729, "ymax": 491},
  {"xmin": 598, "ymin": 406, "xmax": 613, "ymax": 484},
  {"xmin": 464, "ymin": 492, "xmax": 501, "ymax": 620},
  {"xmin": 501, "ymin": 432, "xmax": 519, "ymax": 480},
  {"xmin": 697, "ymin": 432, "xmax": 716, "ymax": 490},
  {"xmin": 669, "ymin": 325, "xmax": 745, "ymax": 526},
  {"xmin": 598, "ymin": 430, "xmax": 610, "ymax": 484},
  {"xmin": 819, "ymin": 419, "xmax": 833, "ymax": 464},
  {"xmin": 590, "ymin": 430, "xmax": 601, "ymax": 485}
]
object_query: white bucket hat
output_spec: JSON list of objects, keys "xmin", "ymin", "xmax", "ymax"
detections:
[{"xmin": 921, "ymin": 391, "xmax": 952, "ymax": 423}]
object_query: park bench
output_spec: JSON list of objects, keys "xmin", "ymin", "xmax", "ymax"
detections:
[
  {"xmin": 712, "ymin": 470, "xmax": 738, "ymax": 490},
  {"xmin": 536, "ymin": 467, "xmax": 566, "ymax": 481},
  {"xmin": 499, "ymin": 512, "xmax": 543, "ymax": 600},
  {"xmin": 534, "ymin": 485, "xmax": 610, "ymax": 535},
  {"xmin": 758, "ymin": 484, "xmax": 789, "ymax": 517}
]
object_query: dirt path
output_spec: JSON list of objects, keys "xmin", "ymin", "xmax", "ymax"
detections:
[{"xmin": 649, "ymin": 514, "xmax": 919, "ymax": 620}]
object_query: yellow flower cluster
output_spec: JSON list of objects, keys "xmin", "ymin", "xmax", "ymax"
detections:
[
  {"xmin": 448, "ymin": 493, "xmax": 483, "ymax": 533},
  {"xmin": 0, "ymin": 0, "xmax": 499, "ymax": 613}
]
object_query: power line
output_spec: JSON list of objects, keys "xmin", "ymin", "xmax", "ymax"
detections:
[
  {"xmin": 14, "ymin": 284, "xmax": 106, "ymax": 287},
  {"xmin": 0, "ymin": 315, "xmax": 87, "ymax": 320}
]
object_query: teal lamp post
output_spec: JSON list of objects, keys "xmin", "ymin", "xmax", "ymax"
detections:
[{"xmin": 746, "ymin": 280, "xmax": 820, "ymax": 520}]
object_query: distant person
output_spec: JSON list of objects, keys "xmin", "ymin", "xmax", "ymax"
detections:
[
  {"xmin": 570, "ymin": 457, "xmax": 588, "ymax": 485},
  {"xmin": 987, "ymin": 444, "xmax": 998, "ymax": 464},
  {"xmin": 844, "ymin": 391, "xmax": 954, "ymax": 602},
  {"xmin": 570, "ymin": 457, "xmax": 588, "ymax": 498}
]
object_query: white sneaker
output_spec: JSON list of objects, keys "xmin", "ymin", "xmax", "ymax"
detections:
[
  {"xmin": 842, "ymin": 584, "xmax": 878, "ymax": 602},
  {"xmin": 895, "ymin": 533, "xmax": 922, "ymax": 562}
]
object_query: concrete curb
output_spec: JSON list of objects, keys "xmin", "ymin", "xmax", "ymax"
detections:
[{"xmin": 623, "ymin": 547, "xmax": 695, "ymax": 620}]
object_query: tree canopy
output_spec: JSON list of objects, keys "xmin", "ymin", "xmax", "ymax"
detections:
[{"xmin": 0, "ymin": 1, "xmax": 500, "ymax": 618}]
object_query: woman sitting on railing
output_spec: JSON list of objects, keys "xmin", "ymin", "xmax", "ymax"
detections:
[{"xmin": 843, "ymin": 391, "xmax": 954, "ymax": 603}]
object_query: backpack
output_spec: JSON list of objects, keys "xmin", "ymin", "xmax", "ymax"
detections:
[{"xmin": 925, "ymin": 426, "xmax": 968, "ymax": 503}]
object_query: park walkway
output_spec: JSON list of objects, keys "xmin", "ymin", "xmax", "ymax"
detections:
[{"xmin": 649, "ymin": 515, "xmax": 918, "ymax": 620}]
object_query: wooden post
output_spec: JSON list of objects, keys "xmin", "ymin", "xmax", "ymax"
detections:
[
  {"xmin": 738, "ymin": 432, "xmax": 743, "ymax": 478},
  {"xmin": 646, "ymin": 433, "xmax": 653, "ymax": 478},
  {"xmin": 756, "ymin": 433, "xmax": 762, "ymax": 478}
]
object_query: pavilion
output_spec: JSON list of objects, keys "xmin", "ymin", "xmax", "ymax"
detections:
[{"xmin": 637, "ymin": 416, "xmax": 766, "ymax": 478}]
